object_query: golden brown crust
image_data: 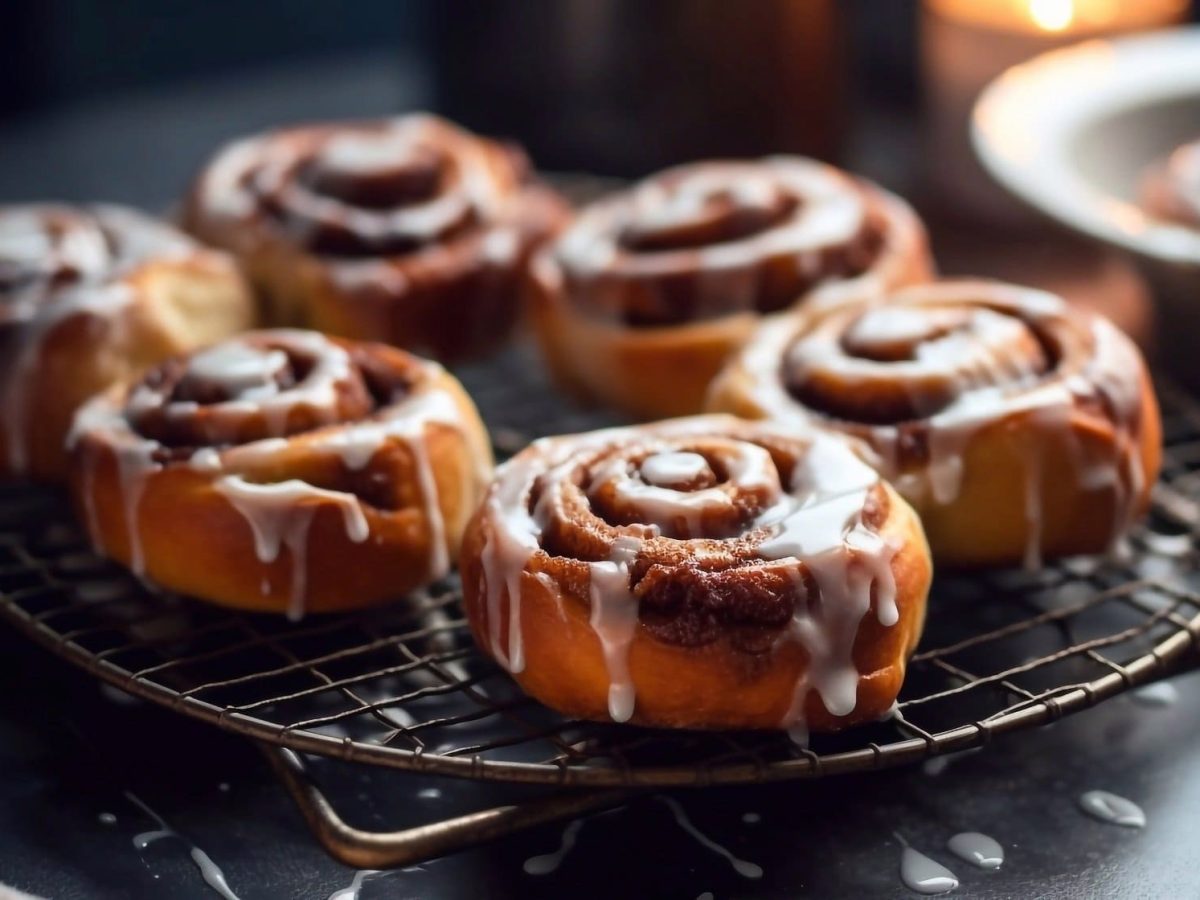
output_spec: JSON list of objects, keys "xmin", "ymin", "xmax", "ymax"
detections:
[
  {"xmin": 529, "ymin": 162, "xmax": 933, "ymax": 420},
  {"xmin": 0, "ymin": 204, "xmax": 256, "ymax": 481},
  {"xmin": 708, "ymin": 279, "xmax": 1163, "ymax": 567},
  {"xmin": 182, "ymin": 114, "xmax": 570, "ymax": 362},
  {"xmin": 69, "ymin": 330, "xmax": 493, "ymax": 616},
  {"xmin": 459, "ymin": 415, "xmax": 932, "ymax": 731}
]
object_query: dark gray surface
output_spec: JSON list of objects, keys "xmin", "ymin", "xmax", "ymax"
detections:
[
  {"xmin": 2, "ymin": 54, "xmax": 1199, "ymax": 900},
  {"xmin": 2, "ymin": 624, "xmax": 1198, "ymax": 899}
]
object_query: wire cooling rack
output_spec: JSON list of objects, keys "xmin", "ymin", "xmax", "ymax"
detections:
[{"xmin": 1, "ymin": 345, "xmax": 1199, "ymax": 795}]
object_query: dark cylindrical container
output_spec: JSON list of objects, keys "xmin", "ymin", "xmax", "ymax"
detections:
[{"xmin": 432, "ymin": 0, "xmax": 845, "ymax": 176}]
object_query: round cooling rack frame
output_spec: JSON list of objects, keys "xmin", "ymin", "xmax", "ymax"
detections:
[{"xmin": 2, "ymin": 350, "xmax": 1199, "ymax": 867}]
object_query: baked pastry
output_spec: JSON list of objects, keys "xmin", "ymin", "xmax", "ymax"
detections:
[
  {"xmin": 1140, "ymin": 138, "xmax": 1200, "ymax": 229},
  {"xmin": 182, "ymin": 114, "xmax": 570, "ymax": 361},
  {"xmin": 459, "ymin": 415, "xmax": 931, "ymax": 733},
  {"xmin": 527, "ymin": 157, "xmax": 932, "ymax": 419},
  {"xmin": 0, "ymin": 204, "xmax": 254, "ymax": 481},
  {"xmin": 69, "ymin": 329, "xmax": 492, "ymax": 618},
  {"xmin": 708, "ymin": 280, "xmax": 1162, "ymax": 568}
]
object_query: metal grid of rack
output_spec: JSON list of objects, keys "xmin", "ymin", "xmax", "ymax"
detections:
[{"xmin": 1, "ymin": 347, "xmax": 1197, "ymax": 789}]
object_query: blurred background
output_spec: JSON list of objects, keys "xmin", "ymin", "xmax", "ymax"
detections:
[{"xmin": 0, "ymin": 0, "xmax": 1196, "ymax": 346}]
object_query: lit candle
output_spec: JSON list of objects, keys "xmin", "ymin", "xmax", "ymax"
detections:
[{"xmin": 921, "ymin": 0, "xmax": 1188, "ymax": 218}]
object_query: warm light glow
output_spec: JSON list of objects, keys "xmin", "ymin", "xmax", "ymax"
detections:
[
  {"xmin": 925, "ymin": 0, "xmax": 1188, "ymax": 35},
  {"xmin": 1028, "ymin": 0, "xmax": 1074, "ymax": 32}
]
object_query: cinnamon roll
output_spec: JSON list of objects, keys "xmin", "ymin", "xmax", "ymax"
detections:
[
  {"xmin": 1141, "ymin": 137, "xmax": 1200, "ymax": 229},
  {"xmin": 708, "ymin": 280, "xmax": 1162, "ymax": 568},
  {"xmin": 0, "ymin": 204, "xmax": 255, "ymax": 481},
  {"xmin": 459, "ymin": 416, "xmax": 931, "ymax": 733},
  {"xmin": 528, "ymin": 158, "xmax": 932, "ymax": 419},
  {"xmin": 69, "ymin": 329, "xmax": 492, "ymax": 618},
  {"xmin": 182, "ymin": 114, "xmax": 569, "ymax": 361}
]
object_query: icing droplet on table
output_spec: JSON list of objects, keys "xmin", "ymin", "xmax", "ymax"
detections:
[
  {"xmin": 524, "ymin": 819, "xmax": 585, "ymax": 876},
  {"xmin": 900, "ymin": 846, "xmax": 959, "ymax": 895},
  {"xmin": 126, "ymin": 792, "xmax": 241, "ymax": 900},
  {"xmin": 1078, "ymin": 790, "xmax": 1146, "ymax": 828},
  {"xmin": 947, "ymin": 832, "xmax": 1004, "ymax": 870},
  {"xmin": 1130, "ymin": 681, "xmax": 1177, "ymax": 708}
]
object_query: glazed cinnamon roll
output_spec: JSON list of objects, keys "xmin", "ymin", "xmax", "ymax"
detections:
[
  {"xmin": 708, "ymin": 280, "xmax": 1163, "ymax": 568},
  {"xmin": 0, "ymin": 204, "xmax": 255, "ymax": 481},
  {"xmin": 69, "ymin": 329, "xmax": 492, "ymax": 617},
  {"xmin": 459, "ymin": 416, "xmax": 931, "ymax": 733},
  {"xmin": 528, "ymin": 158, "xmax": 932, "ymax": 419},
  {"xmin": 183, "ymin": 114, "xmax": 569, "ymax": 361},
  {"xmin": 1141, "ymin": 137, "xmax": 1200, "ymax": 229}
]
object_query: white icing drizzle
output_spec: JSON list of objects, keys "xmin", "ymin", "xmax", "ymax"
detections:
[
  {"xmin": 183, "ymin": 343, "xmax": 288, "ymax": 398},
  {"xmin": 758, "ymin": 433, "xmax": 898, "ymax": 726},
  {"xmin": 660, "ymin": 797, "xmax": 764, "ymax": 880},
  {"xmin": 214, "ymin": 476, "xmax": 369, "ymax": 621},
  {"xmin": 126, "ymin": 792, "xmax": 241, "ymax": 900},
  {"xmin": 730, "ymin": 281, "xmax": 1150, "ymax": 568},
  {"xmin": 640, "ymin": 451, "xmax": 709, "ymax": 486},
  {"xmin": 479, "ymin": 416, "xmax": 898, "ymax": 730},
  {"xmin": 128, "ymin": 329, "xmax": 354, "ymax": 440},
  {"xmin": 587, "ymin": 537, "xmax": 643, "ymax": 722},
  {"xmin": 328, "ymin": 870, "xmax": 381, "ymax": 900}
]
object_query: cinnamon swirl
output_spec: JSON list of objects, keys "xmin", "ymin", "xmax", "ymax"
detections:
[
  {"xmin": 708, "ymin": 280, "xmax": 1162, "ymax": 568},
  {"xmin": 528, "ymin": 157, "xmax": 932, "ymax": 419},
  {"xmin": 182, "ymin": 114, "xmax": 569, "ymax": 361},
  {"xmin": 459, "ymin": 416, "xmax": 931, "ymax": 733},
  {"xmin": 0, "ymin": 204, "xmax": 255, "ymax": 481},
  {"xmin": 69, "ymin": 329, "xmax": 492, "ymax": 617}
]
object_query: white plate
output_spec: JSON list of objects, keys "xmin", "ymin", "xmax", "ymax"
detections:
[{"xmin": 973, "ymin": 27, "xmax": 1200, "ymax": 266}]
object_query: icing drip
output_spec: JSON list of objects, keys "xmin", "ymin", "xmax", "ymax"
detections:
[
  {"xmin": 757, "ymin": 433, "xmax": 897, "ymax": 726},
  {"xmin": 587, "ymin": 536, "xmax": 643, "ymax": 722},
  {"xmin": 116, "ymin": 440, "xmax": 161, "ymax": 577},
  {"xmin": 479, "ymin": 469, "xmax": 541, "ymax": 673},
  {"xmin": 215, "ymin": 476, "xmax": 370, "ymax": 621}
]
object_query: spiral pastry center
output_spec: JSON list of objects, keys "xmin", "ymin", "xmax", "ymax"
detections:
[
  {"xmin": 552, "ymin": 158, "xmax": 886, "ymax": 326},
  {"xmin": 205, "ymin": 117, "xmax": 533, "ymax": 258},
  {"xmin": 126, "ymin": 331, "xmax": 374, "ymax": 447},
  {"xmin": 302, "ymin": 134, "xmax": 447, "ymax": 209},
  {"xmin": 788, "ymin": 303, "xmax": 1053, "ymax": 424},
  {"xmin": 582, "ymin": 441, "xmax": 782, "ymax": 540},
  {"xmin": 619, "ymin": 172, "xmax": 796, "ymax": 252}
]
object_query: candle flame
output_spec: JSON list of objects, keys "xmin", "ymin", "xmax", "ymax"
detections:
[{"xmin": 1028, "ymin": 0, "xmax": 1074, "ymax": 32}]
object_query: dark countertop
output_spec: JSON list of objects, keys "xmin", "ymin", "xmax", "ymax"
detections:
[
  {"xmin": 2, "ymin": 52, "xmax": 1199, "ymax": 900},
  {"xmin": 4, "ymin": 624, "xmax": 1199, "ymax": 900}
]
